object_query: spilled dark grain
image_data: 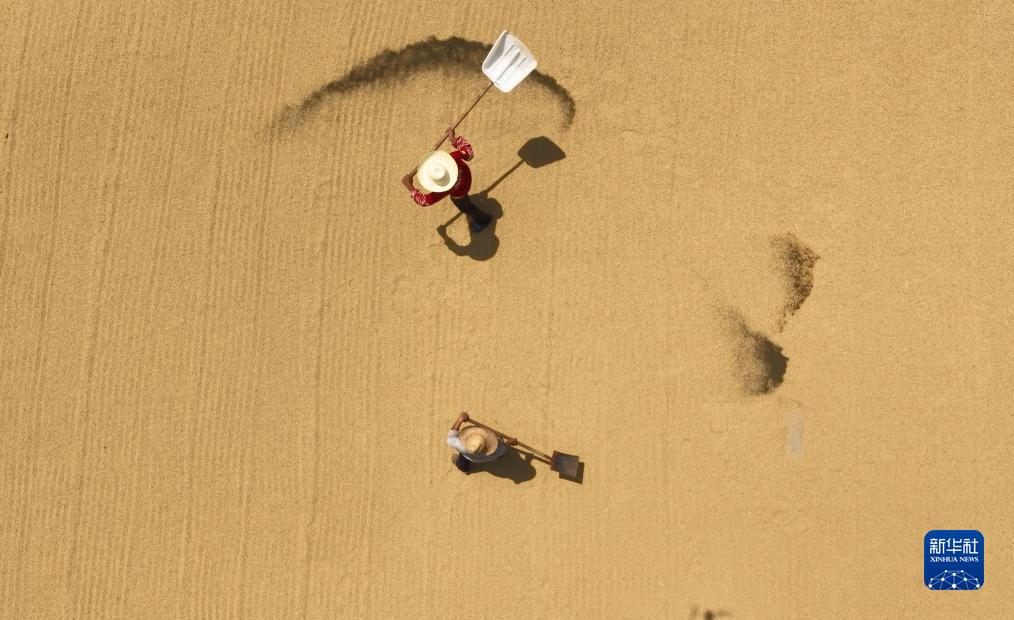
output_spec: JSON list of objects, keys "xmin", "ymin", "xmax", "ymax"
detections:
[
  {"xmin": 771, "ymin": 232, "xmax": 819, "ymax": 331},
  {"xmin": 274, "ymin": 36, "xmax": 576, "ymax": 132},
  {"xmin": 724, "ymin": 309, "xmax": 788, "ymax": 395}
]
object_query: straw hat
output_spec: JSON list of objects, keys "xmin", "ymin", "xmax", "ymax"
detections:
[
  {"xmin": 458, "ymin": 425, "xmax": 499, "ymax": 456},
  {"xmin": 416, "ymin": 150, "xmax": 458, "ymax": 192}
]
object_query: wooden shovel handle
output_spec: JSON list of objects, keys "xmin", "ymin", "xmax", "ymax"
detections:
[
  {"xmin": 406, "ymin": 82, "xmax": 496, "ymax": 181},
  {"xmin": 432, "ymin": 81, "xmax": 495, "ymax": 151},
  {"xmin": 464, "ymin": 417, "xmax": 553, "ymax": 462},
  {"xmin": 407, "ymin": 82, "xmax": 494, "ymax": 180}
]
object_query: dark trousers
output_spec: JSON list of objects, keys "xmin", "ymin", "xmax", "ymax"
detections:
[{"xmin": 450, "ymin": 195, "xmax": 492, "ymax": 227}]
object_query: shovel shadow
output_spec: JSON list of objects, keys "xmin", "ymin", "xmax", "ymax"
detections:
[
  {"xmin": 473, "ymin": 446, "xmax": 584, "ymax": 485},
  {"xmin": 469, "ymin": 448, "xmax": 538, "ymax": 484},
  {"xmin": 482, "ymin": 135, "xmax": 567, "ymax": 194},
  {"xmin": 558, "ymin": 461, "xmax": 584, "ymax": 485}
]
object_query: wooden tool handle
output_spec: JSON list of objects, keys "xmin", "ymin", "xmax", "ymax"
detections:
[
  {"xmin": 464, "ymin": 417, "xmax": 553, "ymax": 462},
  {"xmin": 432, "ymin": 81, "xmax": 495, "ymax": 150},
  {"xmin": 406, "ymin": 82, "xmax": 495, "ymax": 181}
]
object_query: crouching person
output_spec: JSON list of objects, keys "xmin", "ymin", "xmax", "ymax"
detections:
[{"xmin": 447, "ymin": 412, "xmax": 517, "ymax": 473}]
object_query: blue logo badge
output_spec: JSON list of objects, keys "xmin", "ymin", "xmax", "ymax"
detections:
[{"xmin": 924, "ymin": 530, "xmax": 983, "ymax": 590}]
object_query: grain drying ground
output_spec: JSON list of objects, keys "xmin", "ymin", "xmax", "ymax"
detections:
[{"xmin": 2, "ymin": 1, "xmax": 1013, "ymax": 617}]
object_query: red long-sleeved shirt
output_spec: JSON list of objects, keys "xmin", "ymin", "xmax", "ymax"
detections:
[{"xmin": 410, "ymin": 136, "xmax": 473, "ymax": 207}]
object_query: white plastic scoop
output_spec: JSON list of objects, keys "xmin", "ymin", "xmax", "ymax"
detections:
[
  {"xmin": 424, "ymin": 30, "xmax": 539, "ymax": 152},
  {"xmin": 483, "ymin": 32, "xmax": 537, "ymax": 93}
]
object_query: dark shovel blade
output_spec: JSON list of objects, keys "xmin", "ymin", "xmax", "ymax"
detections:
[{"xmin": 551, "ymin": 451, "xmax": 581, "ymax": 478}]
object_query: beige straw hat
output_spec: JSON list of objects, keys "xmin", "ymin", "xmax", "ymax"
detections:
[
  {"xmin": 416, "ymin": 150, "xmax": 458, "ymax": 192},
  {"xmin": 458, "ymin": 425, "xmax": 499, "ymax": 456}
]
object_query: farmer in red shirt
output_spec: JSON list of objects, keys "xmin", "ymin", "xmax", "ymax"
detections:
[{"xmin": 401, "ymin": 128, "xmax": 493, "ymax": 232}]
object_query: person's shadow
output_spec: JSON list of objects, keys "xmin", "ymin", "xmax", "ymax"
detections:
[
  {"xmin": 436, "ymin": 192, "xmax": 502, "ymax": 261},
  {"xmin": 437, "ymin": 136, "xmax": 565, "ymax": 261},
  {"xmin": 468, "ymin": 447, "xmax": 541, "ymax": 484}
]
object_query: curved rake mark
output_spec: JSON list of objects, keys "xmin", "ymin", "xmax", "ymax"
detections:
[{"xmin": 275, "ymin": 36, "xmax": 575, "ymax": 131}]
